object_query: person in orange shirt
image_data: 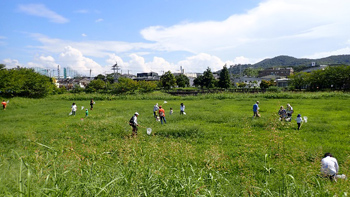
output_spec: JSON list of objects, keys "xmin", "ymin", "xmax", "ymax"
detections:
[
  {"xmin": 158, "ymin": 106, "xmax": 167, "ymax": 124},
  {"xmin": 2, "ymin": 100, "xmax": 7, "ymax": 110}
]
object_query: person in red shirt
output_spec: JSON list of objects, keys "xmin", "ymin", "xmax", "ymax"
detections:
[
  {"xmin": 2, "ymin": 100, "xmax": 7, "ymax": 110},
  {"xmin": 158, "ymin": 106, "xmax": 167, "ymax": 124}
]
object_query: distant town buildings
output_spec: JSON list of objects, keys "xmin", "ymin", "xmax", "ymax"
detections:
[
  {"xmin": 258, "ymin": 67, "xmax": 294, "ymax": 78},
  {"xmin": 134, "ymin": 72, "xmax": 160, "ymax": 81}
]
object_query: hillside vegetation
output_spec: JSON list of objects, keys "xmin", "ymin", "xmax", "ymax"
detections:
[{"xmin": 228, "ymin": 55, "xmax": 350, "ymax": 74}]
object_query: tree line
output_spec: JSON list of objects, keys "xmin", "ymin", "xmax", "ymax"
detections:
[
  {"xmin": 1, "ymin": 63, "xmax": 349, "ymax": 98},
  {"xmin": 289, "ymin": 65, "xmax": 350, "ymax": 91},
  {"xmin": 0, "ymin": 65, "xmax": 57, "ymax": 98}
]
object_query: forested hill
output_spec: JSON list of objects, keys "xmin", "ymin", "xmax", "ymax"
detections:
[
  {"xmin": 254, "ymin": 55, "xmax": 350, "ymax": 67},
  {"xmin": 226, "ymin": 54, "xmax": 350, "ymax": 74}
]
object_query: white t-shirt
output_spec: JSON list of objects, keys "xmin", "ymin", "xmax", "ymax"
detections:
[
  {"xmin": 133, "ymin": 115, "xmax": 138, "ymax": 125},
  {"xmin": 296, "ymin": 117, "xmax": 302, "ymax": 123},
  {"xmin": 321, "ymin": 156, "xmax": 339, "ymax": 176},
  {"xmin": 180, "ymin": 105, "xmax": 185, "ymax": 111},
  {"xmin": 153, "ymin": 105, "xmax": 159, "ymax": 112},
  {"xmin": 72, "ymin": 105, "xmax": 77, "ymax": 112}
]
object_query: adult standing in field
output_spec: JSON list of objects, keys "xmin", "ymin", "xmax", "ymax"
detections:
[
  {"xmin": 129, "ymin": 112, "xmax": 139, "ymax": 137},
  {"xmin": 2, "ymin": 100, "xmax": 7, "ymax": 110},
  {"xmin": 253, "ymin": 101, "xmax": 260, "ymax": 118},
  {"xmin": 180, "ymin": 103, "xmax": 185, "ymax": 115},
  {"xmin": 90, "ymin": 99, "xmax": 94, "ymax": 110},
  {"xmin": 153, "ymin": 103, "xmax": 159, "ymax": 118},
  {"xmin": 321, "ymin": 153, "xmax": 346, "ymax": 181},
  {"xmin": 286, "ymin": 103, "xmax": 294, "ymax": 118},
  {"xmin": 71, "ymin": 103, "xmax": 77, "ymax": 116},
  {"xmin": 158, "ymin": 106, "xmax": 166, "ymax": 124}
]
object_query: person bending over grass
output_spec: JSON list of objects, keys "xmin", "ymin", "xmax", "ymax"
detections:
[
  {"xmin": 278, "ymin": 106, "xmax": 286, "ymax": 121},
  {"xmin": 321, "ymin": 153, "xmax": 346, "ymax": 181},
  {"xmin": 2, "ymin": 100, "xmax": 7, "ymax": 110}
]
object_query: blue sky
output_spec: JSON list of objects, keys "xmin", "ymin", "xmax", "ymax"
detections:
[{"xmin": 1, "ymin": 0, "xmax": 350, "ymax": 76}]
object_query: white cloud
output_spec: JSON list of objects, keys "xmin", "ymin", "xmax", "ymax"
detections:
[
  {"xmin": 18, "ymin": 0, "xmax": 350, "ymax": 75},
  {"xmin": 58, "ymin": 46, "xmax": 107, "ymax": 76},
  {"xmin": 305, "ymin": 47, "xmax": 350, "ymax": 59},
  {"xmin": 18, "ymin": 4, "xmax": 69, "ymax": 23},
  {"xmin": 28, "ymin": 33, "xmax": 157, "ymax": 58},
  {"xmin": 75, "ymin": 9, "xmax": 89, "ymax": 14},
  {"xmin": 140, "ymin": 0, "xmax": 350, "ymax": 59},
  {"xmin": 82, "ymin": 33, "xmax": 87, "ymax": 37},
  {"xmin": 177, "ymin": 53, "xmax": 228, "ymax": 73},
  {"xmin": 95, "ymin": 18, "xmax": 104, "ymax": 22},
  {"xmin": 2, "ymin": 59, "xmax": 22, "ymax": 68},
  {"xmin": 27, "ymin": 55, "xmax": 57, "ymax": 70}
]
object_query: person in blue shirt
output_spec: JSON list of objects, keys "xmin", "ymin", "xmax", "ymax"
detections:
[{"xmin": 253, "ymin": 101, "xmax": 260, "ymax": 118}]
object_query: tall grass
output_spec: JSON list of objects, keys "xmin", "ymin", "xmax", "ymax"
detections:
[{"xmin": 0, "ymin": 93, "xmax": 349, "ymax": 195}]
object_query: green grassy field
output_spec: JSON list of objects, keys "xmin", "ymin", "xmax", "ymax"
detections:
[{"xmin": 1, "ymin": 92, "xmax": 350, "ymax": 196}]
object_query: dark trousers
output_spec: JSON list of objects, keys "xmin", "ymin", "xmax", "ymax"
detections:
[{"xmin": 160, "ymin": 116, "xmax": 166, "ymax": 124}]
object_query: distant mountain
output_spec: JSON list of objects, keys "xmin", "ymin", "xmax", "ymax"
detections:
[
  {"xmin": 225, "ymin": 54, "xmax": 350, "ymax": 74},
  {"xmin": 253, "ymin": 55, "xmax": 350, "ymax": 68}
]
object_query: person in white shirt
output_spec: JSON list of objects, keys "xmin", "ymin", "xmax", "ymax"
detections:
[
  {"xmin": 286, "ymin": 104, "xmax": 294, "ymax": 118},
  {"xmin": 321, "ymin": 153, "xmax": 346, "ymax": 181},
  {"xmin": 180, "ymin": 103, "xmax": 185, "ymax": 115},
  {"xmin": 296, "ymin": 114, "xmax": 303, "ymax": 130},
  {"xmin": 71, "ymin": 103, "xmax": 77, "ymax": 116}
]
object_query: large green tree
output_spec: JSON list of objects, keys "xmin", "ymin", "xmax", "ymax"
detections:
[
  {"xmin": 160, "ymin": 71, "xmax": 176, "ymax": 90},
  {"xmin": 110, "ymin": 77, "xmax": 138, "ymax": 94},
  {"xmin": 85, "ymin": 79, "xmax": 106, "ymax": 93},
  {"xmin": 193, "ymin": 75, "xmax": 203, "ymax": 88},
  {"xmin": 202, "ymin": 67, "xmax": 217, "ymax": 89},
  {"xmin": 289, "ymin": 72, "xmax": 310, "ymax": 90},
  {"xmin": 218, "ymin": 65, "xmax": 231, "ymax": 89},
  {"xmin": 175, "ymin": 74, "xmax": 190, "ymax": 88},
  {"xmin": 0, "ymin": 68, "xmax": 56, "ymax": 98}
]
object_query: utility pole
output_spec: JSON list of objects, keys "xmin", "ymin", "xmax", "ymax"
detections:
[
  {"xmin": 57, "ymin": 65, "xmax": 60, "ymax": 80},
  {"xmin": 112, "ymin": 62, "xmax": 120, "ymax": 82}
]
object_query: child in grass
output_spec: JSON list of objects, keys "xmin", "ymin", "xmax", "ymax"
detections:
[
  {"xmin": 180, "ymin": 103, "xmax": 185, "ymax": 115},
  {"xmin": 296, "ymin": 114, "xmax": 302, "ymax": 130},
  {"xmin": 170, "ymin": 108, "xmax": 173, "ymax": 115},
  {"xmin": 252, "ymin": 101, "xmax": 260, "ymax": 118},
  {"xmin": 2, "ymin": 100, "xmax": 7, "ymax": 110},
  {"xmin": 85, "ymin": 109, "xmax": 88, "ymax": 117},
  {"xmin": 71, "ymin": 103, "xmax": 77, "ymax": 116}
]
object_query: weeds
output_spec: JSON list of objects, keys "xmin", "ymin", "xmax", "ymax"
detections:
[{"xmin": 0, "ymin": 93, "xmax": 349, "ymax": 195}]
